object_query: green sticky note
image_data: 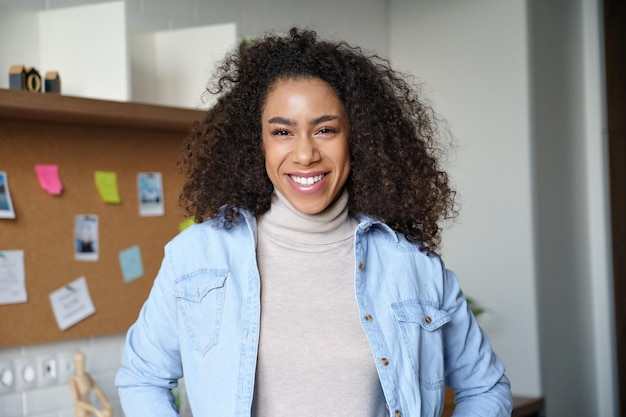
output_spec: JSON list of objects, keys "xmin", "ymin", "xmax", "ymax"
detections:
[
  {"xmin": 94, "ymin": 171, "xmax": 121, "ymax": 204},
  {"xmin": 178, "ymin": 217, "xmax": 195, "ymax": 232}
]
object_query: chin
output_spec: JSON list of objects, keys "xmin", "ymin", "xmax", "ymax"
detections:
[{"xmin": 293, "ymin": 201, "xmax": 328, "ymax": 215}]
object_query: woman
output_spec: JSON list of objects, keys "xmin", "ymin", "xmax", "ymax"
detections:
[{"xmin": 116, "ymin": 27, "xmax": 513, "ymax": 416}]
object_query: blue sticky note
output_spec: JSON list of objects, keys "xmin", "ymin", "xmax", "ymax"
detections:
[{"xmin": 119, "ymin": 245, "xmax": 144, "ymax": 282}]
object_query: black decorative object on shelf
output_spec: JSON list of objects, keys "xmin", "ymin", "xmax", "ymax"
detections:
[
  {"xmin": 9, "ymin": 65, "xmax": 60, "ymax": 93},
  {"xmin": 24, "ymin": 67, "xmax": 42, "ymax": 92}
]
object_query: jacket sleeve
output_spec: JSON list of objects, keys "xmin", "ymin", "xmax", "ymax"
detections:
[
  {"xmin": 115, "ymin": 249, "xmax": 182, "ymax": 417},
  {"xmin": 441, "ymin": 268, "xmax": 513, "ymax": 417}
]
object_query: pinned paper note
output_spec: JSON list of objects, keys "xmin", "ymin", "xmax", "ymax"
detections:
[
  {"xmin": 49, "ymin": 276, "xmax": 96, "ymax": 331},
  {"xmin": 119, "ymin": 245, "xmax": 144, "ymax": 282},
  {"xmin": 35, "ymin": 164, "xmax": 63, "ymax": 195},
  {"xmin": 0, "ymin": 250, "xmax": 27, "ymax": 305},
  {"xmin": 179, "ymin": 218, "xmax": 195, "ymax": 232},
  {"xmin": 94, "ymin": 171, "xmax": 121, "ymax": 204},
  {"xmin": 0, "ymin": 171, "xmax": 16, "ymax": 219}
]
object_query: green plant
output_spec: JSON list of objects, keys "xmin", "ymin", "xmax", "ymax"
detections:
[
  {"xmin": 466, "ymin": 296, "xmax": 486, "ymax": 318},
  {"xmin": 238, "ymin": 37, "xmax": 256, "ymax": 53},
  {"xmin": 172, "ymin": 386, "xmax": 181, "ymax": 410}
]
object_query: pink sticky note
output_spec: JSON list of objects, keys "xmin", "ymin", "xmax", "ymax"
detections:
[{"xmin": 35, "ymin": 164, "xmax": 63, "ymax": 195}]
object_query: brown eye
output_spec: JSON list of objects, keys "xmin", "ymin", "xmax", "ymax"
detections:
[
  {"xmin": 272, "ymin": 129, "xmax": 290, "ymax": 136},
  {"xmin": 317, "ymin": 127, "xmax": 337, "ymax": 135}
]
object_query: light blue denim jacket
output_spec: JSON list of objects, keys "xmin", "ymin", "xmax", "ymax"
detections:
[{"xmin": 116, "ymin": 209, "xmax": 512, "ymax": 417}]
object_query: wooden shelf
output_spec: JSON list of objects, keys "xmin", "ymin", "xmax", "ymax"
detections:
[{"xmin": 0, "ymin": 88, "xmax": 205, "ymax": 132}]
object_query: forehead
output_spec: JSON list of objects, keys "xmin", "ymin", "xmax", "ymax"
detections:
[{"xmin": 262, "ymin": 77, "xmax": 342, "ymax": 111}]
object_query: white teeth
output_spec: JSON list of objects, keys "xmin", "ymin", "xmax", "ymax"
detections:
[{"xmin": 290, "ymin": 174, "xmax": 324, "ymax": 185}]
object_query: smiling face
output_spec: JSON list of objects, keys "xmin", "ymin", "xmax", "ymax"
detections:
[{"xmin": 261, "ymin": 77, "xmax": 351, "ymax": 215}]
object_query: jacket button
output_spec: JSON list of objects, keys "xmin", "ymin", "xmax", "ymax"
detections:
[
  {"xmin": 424, "ymin": 315, "xmax": 432, "ymax": 324},
  {"xmin": 364, "ymin": 314, "xmax": 373, "ymax": 322},
  {"xmin": 358, "ymin": 262, "xmax": 365, "ymax": 270},
  {"xmin": 380, "ymin": 357, "xmax": 389, "ymax": 366},
  {"xmin": 395, "ymin": 410, "xmax": 402, "ymax": 417}
]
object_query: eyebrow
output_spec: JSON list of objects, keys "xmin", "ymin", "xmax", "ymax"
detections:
[{"xmin": 267, "ymin": 115, "xmax": 340, "ymax": 126}]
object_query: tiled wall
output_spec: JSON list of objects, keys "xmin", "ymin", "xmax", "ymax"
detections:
[
  {"xmin": 0, "ymin": 0, "xmax": 389, "ymax": 55},
  {"xmin": 0, "ymin": 0, "xmax": 243, "ymax": 34},
  {"xmin": 0, "ymin": 335, "xmax": 193, "ymax": 417},
  {"xmin": 0, "ymin": 335, "xmax": 125, "ymax": 417}
]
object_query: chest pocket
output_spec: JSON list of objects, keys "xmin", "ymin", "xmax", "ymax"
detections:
[
  {"xmin": 391, "ymin": 299, "xmax": 451, "ymax": 389},
  {"xmin": 174, "ymin": 270, "xmax": 228, "ymax": 356}
]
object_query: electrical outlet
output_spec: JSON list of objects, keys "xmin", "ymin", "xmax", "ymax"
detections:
[
  {"xmin": 37, "ymin": 355, "xmax": 58, "ymax": 387},
  {"xmin": 0, "ymin": 360, "xmax": 15, "ymax": 394},
  {"xmin": 56, "ymin": 351, "xmax": 76, "ymax": 384},
  {"xmin": 13, "ymin": 357, "xmax": 39, "ymax": 391}
]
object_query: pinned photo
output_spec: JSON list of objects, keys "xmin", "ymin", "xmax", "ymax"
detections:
[
  {"xmin": 138, "ymin": 172, "xmax": 164, "ymax": 216},
  {"xmin": 0, "ymin": 171, "xmax": 16, "ymax": 219},
  {"xmin": 74, "ymin": 215, "xmax": 99, "ymax": 261}
]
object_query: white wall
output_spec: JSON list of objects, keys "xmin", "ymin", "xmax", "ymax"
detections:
[
  {"xmin": 530, "ymin": 0, "xmax": 617, "ymax": 416},
  {"xmin": 0, "ymin": 0, "xmax": 389, "ymax": 56},
  {"xmin": 390, "ymin": 0, "xmax": 541, "ymax": 397},
  {"xmin": 390, "ymin": 0, "xmax": 617, "ymax": 416},
  {"xmin": 124, "ymin": 0, "xmax": 389, "ymax": 57},
  {"xmin": 130, "ymin": 23, "xmax": 237, "ymax": 109},
  {"xmin": 0, "ymin": 6, "xmax": 40, "ymax": 90},
  {"xmin": 38, "ymin": 1, "xmax": 129, "ymax": 101},
  {"xmin": 0, "ymin": 2, "xmax": 129, "ymax": 100}
]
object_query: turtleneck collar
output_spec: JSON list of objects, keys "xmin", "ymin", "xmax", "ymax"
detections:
[{"xmin": 258, "ymin": 188, "xmax": 357, "ymax": 245}]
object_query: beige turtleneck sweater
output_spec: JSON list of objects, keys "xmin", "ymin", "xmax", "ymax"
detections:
[{"xmin": 251, "ymin": 190, "xmax": 387, "ymax": 416}]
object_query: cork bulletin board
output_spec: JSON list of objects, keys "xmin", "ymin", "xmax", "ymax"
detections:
[{"xmin": 0, "ymin": 89, "xmax": 205, "ymax": 348}]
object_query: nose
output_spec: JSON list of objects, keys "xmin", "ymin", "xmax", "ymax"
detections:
[{"xmin": 292, "ymin": 135, "xmax": 320, "ymax": 165}]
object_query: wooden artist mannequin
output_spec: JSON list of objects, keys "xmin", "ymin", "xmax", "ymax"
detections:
[{"xmin": 70, "ymin": 352, "xmax": 113, "ymax": 417}]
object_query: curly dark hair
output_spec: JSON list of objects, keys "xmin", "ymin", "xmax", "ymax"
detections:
[{"xmin": 179, "ymin": 27, "xmax": 457, "ymax": 252}]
